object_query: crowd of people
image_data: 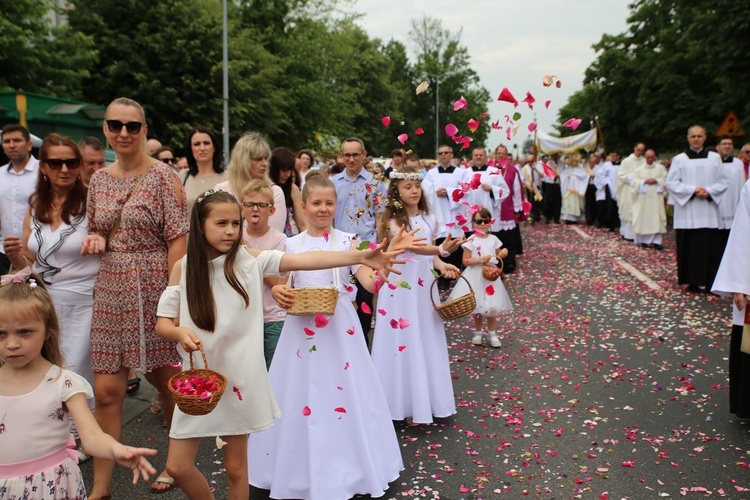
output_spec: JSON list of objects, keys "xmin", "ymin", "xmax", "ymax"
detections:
[{"xmin": 2, "ymin": 105, "xmax": 750, "ymax": 500}]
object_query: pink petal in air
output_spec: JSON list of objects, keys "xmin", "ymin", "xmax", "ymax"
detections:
[
  {"xmin": 302, "ymin": 406, "xmax": 312, "ymax": 416},
  {"xmin": 346, "ymin": 326, "xmax": 355, "ymax": 335},
  {"xmin": 480, "ymin": 111, "xmax": 489, "ymax": 118},
  {"xmin": 486, "ymin": 284, "xmax": 495, "ymax": 296},
  {"xmin": 398, "ymin": 318, "xmax": 410, "ymax": 329},
  {"xmin": 444, "ymin": 123, "xmax": 458, "ymax": 136},
  {"xmin": 390, "ymin": 319, "xmax": 399, "ymax": 329},
  {"xmin": 377, "ymin": 308, "xmax": 387, "ymax": 316},
  {"xmin": 497, "ymin": 87, "xmax": 518, "ymax": 107},
  {"xmin": 314, "ymin": 314, "xmax": 329, "ymax": 328},
  {"xmin": 360, "ymin": 302, "xmax": 371, "ymax": 314},
  {"xmin": 563, "ymin": 118, "xmax": 582, "ymax": 131},
  {"xmin": 334, "ymin": 407, "xmax": 347, "ymax": 413},
  {"xmin": 453, "ymin": 96, "xmax": 468, "ymax": 111},
  {"xmin": 528, "ymin": 122, "xmax": 538, "ymax": 132},
  {"xmin": 467, "ymin": 119, "xmax": 480, "ymax": 132},
  {"xmin": 545, "ymin": 100, "xmax": 551, "ymax": 109},
  {"xmin": 523, "ymin": 91, "xmax": 535, "ymax": 109},
  {"xmin": 303, "ymin": 327, "xmax": 315, "ymax": 336},
  {"xmin": 397, "ymin": 133, "xmax": 408, "ymax": 145},
  {"xmin": 415, "ymin": 127, "xmax": 424, "ymax": 135},
  {"xmin": 398, "ymin": 345, "xmax": 407, "ymax": 352},
  {"xmin": 491, "ymin": 120, "xmax": 502, "ymax": 130},
  {"xmin": 381, "ymin": 116, "xmax": 390, "ymax": 127}
]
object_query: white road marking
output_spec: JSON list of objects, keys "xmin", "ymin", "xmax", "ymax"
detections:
[
  {"xmin": 570, "ymin": 226, "xmax": 591, "ymax": 239},
  {"xmin": 616, "ymin": 258, "xmax": 663, "ymax": 291}
]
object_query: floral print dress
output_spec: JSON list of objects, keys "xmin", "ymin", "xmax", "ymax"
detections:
[{"xmin": 87, "ymin": 162, "xmax": 189, "ymax": 373}]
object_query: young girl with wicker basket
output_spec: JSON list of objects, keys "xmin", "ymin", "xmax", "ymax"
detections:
[
  {"xmin": 247, "ymin": 176, "xmax": 429, "ymax": 499},
  {"xmin": 370, "ymin": 167, "xmax": 463, "ymax": 426},
  {"xmin": 155, "ymin": 189, "xmax": 407, "ymax": 500},
  {"xmin": 448, "ymin": 206, "xmax": 513, "ymax": 348}
]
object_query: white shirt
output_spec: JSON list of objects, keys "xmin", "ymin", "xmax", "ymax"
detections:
[
  {"xmin": 0, "ymin": 155, "xmax": 39, "ymax": 251},
  {"xmin": 718, "ymin": 157, "xmax": 745, "ymax": 229},
  {"xmin": 426, "ymin": 166, "xmax": 470, "ymax": 238},
  {"xmin": 465, "ymin": 166, "xmax": 510, "ymax": 233}
]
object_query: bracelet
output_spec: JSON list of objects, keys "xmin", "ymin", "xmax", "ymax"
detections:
[{"xmin": 438, "ymin": 243, "xmax": 450, "ymax": 258}]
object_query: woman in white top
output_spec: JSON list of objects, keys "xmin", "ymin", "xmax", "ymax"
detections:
[
  {"xmin": 216, "ymin": 132, "xmax": 286, "ymax": 232},
  {"xmin": 3, "ymin": 133, "xmax": 101, "ymax": 387}
]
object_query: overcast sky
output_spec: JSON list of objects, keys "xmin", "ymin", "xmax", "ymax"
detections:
[{"xmin": 346, "ymin": 0, "xmax": 632, "ymax": 150}]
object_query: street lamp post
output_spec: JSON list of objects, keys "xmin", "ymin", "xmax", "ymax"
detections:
[
  {"xmin": 424, "ymin": 70, "xmax": 461, "ymax": 159},
  {"xmin": 222, "ymin": 0, "xmax": 229, "ymax": 167}
]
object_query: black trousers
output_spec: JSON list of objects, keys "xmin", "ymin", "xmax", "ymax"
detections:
[
  {"xmin": 585, "ymin": 184, "xmax": 598, "ymax": 225},
  {"xmin": 729, "ymin": 324, "xmax": 750, "ymax": 418},
  {"xmin": 675, "ymin": 228, "xmax": 724, "ymax": 288},
  {"xmin": 526, "ymin": 188, "xmax": 542, "ymax": 223},
  {"xmin": 0, "ymin": 252, "xmax": 11, "ymax": 275},
  {"xmin": 495, "ymin": 226, "xmax": 521, "ymax": 272},
  {"xmin": 541, "ymin": 183, "xmax": 561, "ymax": 223},
  {"xmin": 355, "ymin": 280, "xmax": 373, "ymax": 348}
]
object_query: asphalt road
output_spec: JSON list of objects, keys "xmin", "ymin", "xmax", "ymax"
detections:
[{"xmin": 81, "ymin": 221, "xmax": 750, "ymax": 499}]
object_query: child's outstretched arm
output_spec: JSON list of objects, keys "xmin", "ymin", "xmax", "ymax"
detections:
[
  {"xmin": 275, "ymin": 238, "xmax": 407, "ymax": 275},
  {"xmin": 66, "ymin": 393, "xmax": 157, "ymax": 484}
]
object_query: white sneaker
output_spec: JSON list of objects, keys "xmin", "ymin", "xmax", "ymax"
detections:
[
  {"xmin": 472, "ymin": 334, "xmax": 483, "ymax": 345},
  {"xmin": 489, "ymin": 335, "xmax": 502, "ymax": 348}
]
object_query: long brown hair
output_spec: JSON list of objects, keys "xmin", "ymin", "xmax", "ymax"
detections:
[
  {"xmin": 32, "ymin": 133, "xmax": 87, "ymax": 224},
  {"xmin": 378, "ymin": 166, "xmax": 429, "ymax": 241},
  {"xmin": 186, "ymin": 190, "xmax": 249, "ymax": 332},
  {"xmin": 0, "ymin": 274, "xmax": 63, "ymax": 367}
]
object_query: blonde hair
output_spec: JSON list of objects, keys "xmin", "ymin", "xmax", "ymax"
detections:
[
  {"xmin": 0, "ymin": 276, "xmax": 63, "ymax": 367},
  {"xmin": 104, "ymin": 97, "xmax": 147, "ymax": 154},
  {"xmin": 228, "ymin": 132, "xmax": 272, "ymax": 196},
  {"xmin": 241, "ymin": 179, "xmax": 275, "ymax": 205},
  {"xmin": 301, "ymin": 175, "xmax": 335, "ymax": 202}
]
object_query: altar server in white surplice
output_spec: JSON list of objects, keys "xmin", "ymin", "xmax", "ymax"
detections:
[
  {"xmin": 665, "ymin": 125, "xmax": 729, "ymax": 291},
  {"xmin": 559, "ymin": 154, "xmax": 589, "ymax": 224},
  {"xmin": 716, "ymin": 136, "xmax": 746, "ymax": 249},
  {"xmin": 616, "ymin": 142, "xmax": 646, "ymax": 241}
]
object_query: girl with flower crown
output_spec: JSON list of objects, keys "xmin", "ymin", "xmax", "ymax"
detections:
[{"xmin": 371, "ymin": 166, "xmax": 463, "ymax": 426}]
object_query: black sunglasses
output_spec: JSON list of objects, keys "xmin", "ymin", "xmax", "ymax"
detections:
[
  {"xmin": 46, "ymin": 158, "xmax": 81, "ymax": 170},
  {"xmin": 106, "ymin": 120, "xmax": 144, "ymax": 135},
  {"xmin": 473, "ymin": 218, "xmax": 490, "ymax": 225},
  {"xmin": 160, "ymin": 157, "xmax": 175, "ymax": 164}
]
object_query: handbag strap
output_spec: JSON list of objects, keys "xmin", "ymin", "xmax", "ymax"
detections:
[{"xmin": 107, "ymin": 163, "xmax": 154, "ymax": 246}]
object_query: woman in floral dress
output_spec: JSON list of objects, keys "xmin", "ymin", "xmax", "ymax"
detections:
[{"xmin": 81, "ymin": 97, "xmax": 189, "ymax": 498}]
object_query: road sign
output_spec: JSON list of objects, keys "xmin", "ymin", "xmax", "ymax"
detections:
[{"xmin": 715, "ymin": 112, "xmax": 746, "ymax": 137}]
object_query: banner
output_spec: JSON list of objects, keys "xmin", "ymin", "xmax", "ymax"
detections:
[{"xmin": 536, "ymin": 128, "xmax": 597, "ymax": 155}]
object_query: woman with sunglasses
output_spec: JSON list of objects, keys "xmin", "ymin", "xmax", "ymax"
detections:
[
  {"xmin": 3, "ymin": 132, "xmax": 101, "ymax": 451},
  {"xmin": 81, "ymin": 97, "xmax": 189, "ymax": 498},
  {"xmin": 180, "ymin": 126, "xmax": 227, "ymax": 213}
]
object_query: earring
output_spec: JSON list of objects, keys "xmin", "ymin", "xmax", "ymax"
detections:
[{"xmin": 43, "ymin": 175, "xmax": 48, "ymax": 182}]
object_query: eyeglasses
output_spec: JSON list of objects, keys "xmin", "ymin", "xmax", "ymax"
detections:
[
  {"xmin": 160, "ymin": 157, "xmax": 175, "ymax": 164},
  {"xmin": 45, "ymin": 158, "xmax": 81, "ymax": 170},
  {"xmin": 342, "ymin": 153, "xmax": 362, "ymax": 160},
  {"xmin": 473, "ymin": 218, "xmax": 490, "ymax": 225},
  {"xmin": 742, "ymin": 150, "xmax": 750, "ymax": 155},
  {"xmin": 438, "ymin": 151, "xmax": 452, "ymax": 155},
  {"xmin": 242, "ymin": 201, "xmax": 273, "ymax": 210},
  {"xmin": 105, "ymin": 120, "xmax": 144, "ymax": 135}
]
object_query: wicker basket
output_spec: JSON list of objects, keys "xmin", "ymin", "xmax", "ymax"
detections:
[
  {"xmin": 482, "ymin": 258, "xmax": 504, "ymax": 281},
  {"xmin": 168, "ymin": 347, "xmax": 227, "ymax": 416},
  {"xmin": 286, "ymin": 287, "xmax": 339, "ymax": 316},
  {"xmin": 430, "ymin": 275, "xmax": 476, "ymax": 321}
]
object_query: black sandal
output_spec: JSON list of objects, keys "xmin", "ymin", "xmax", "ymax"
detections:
[{"xmin": 126, "ymin": 376, "xmax": 141, "ymax": 395}]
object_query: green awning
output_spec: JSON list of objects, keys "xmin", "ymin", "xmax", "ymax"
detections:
[{"xmin": 46, "ymin": 103, "xmax": 106, "ymax": 120}]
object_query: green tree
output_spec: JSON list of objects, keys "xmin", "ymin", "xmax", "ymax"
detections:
[
  {"xmin": 68, "ymin": 0, "xmax": 284, "ymax": 154},
  {"xmin": 0, "ymin": 0, "xmax": 95, "ymax": 99},
  {"xmin": 407, "ymin": 16, "xmax": 492, "ymax": 159},
  {"xmin": 559, "ymin": 0, "xmax": 750, "ymax": 153}
]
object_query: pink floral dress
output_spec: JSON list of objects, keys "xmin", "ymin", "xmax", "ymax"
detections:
[
  {"xmin": 87, "ymin": 162, "xmax": 189, "ymax": 373},
  {"xmin": 0, "ymin": 366, "xmax": 92, "ymax": 499}
]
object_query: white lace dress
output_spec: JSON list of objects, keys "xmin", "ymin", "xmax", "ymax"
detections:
[
  {"xmin": 248, "ymin": 229, "xmax": 402, "ymax": 499},
  {"xmin": 371, "ymin": 215, "xmax": 457, "ymax": 424}
]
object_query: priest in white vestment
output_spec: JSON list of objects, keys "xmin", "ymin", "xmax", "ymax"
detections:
[
  {"xmin": 716, "ymin": 136, "xmax": 746, "ymax": 245},
  {"xmin": 711, "ymin": 179, "xmax": 750, "ymax": 418},
  {"xmin": 665, "ymin": 125, "xmax": 729, "ymax": 291},
  {"xmin": 559, "ymin": 154, "xmax": 589, "ymax": 223},
  {"xmin": 616, "ymin": 142, "xmax": 646, "ymax": 241},
  {"xmin": 631, "ymin": 150, "xmax": 667, "ymax": 249}
]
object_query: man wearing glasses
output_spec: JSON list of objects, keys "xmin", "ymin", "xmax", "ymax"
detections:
[
  {"xmin": 333, "ymin": 137, "xmax": 387, "ymax": 345},
  {"xmin": 0, "ymin": 124, "xmax": 39, "ymax": 274}
]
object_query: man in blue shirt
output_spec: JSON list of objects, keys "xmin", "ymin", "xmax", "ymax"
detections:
[{"xmin": 332, "ymin": 137, "xmax": 387, "ymax": 345}]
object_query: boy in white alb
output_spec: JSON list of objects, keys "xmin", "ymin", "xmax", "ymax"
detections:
[{"xmin": 241, "ymin": 180, "xmax": 288, "ymax": 368}]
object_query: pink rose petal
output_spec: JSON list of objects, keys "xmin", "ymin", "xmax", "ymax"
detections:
[
  {"xmin": 302, "ymin": 406, "xmax": 312, "ymax": 416},
  {"xmin": 314, "ymin": 314, "xmax": 329, "ymax": 328}
]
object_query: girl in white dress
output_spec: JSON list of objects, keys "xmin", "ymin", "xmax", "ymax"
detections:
[
  {"xmin": 156, "ymin": 189, "xmax": 406, "ymax": 500},
  {"xmin": 371, "ymin": 168, "xmax": 462, "ymax": 426},
  {"xmin": 0, "ymin": 270, "xmax": 156, "ymax": 499},
  {"xmin": 248, "ymin": 176, "xmax": 413, "ymax": 500},
  {"xmin": 448, "ymin": 206, "xmax": 513, "ymax": 348}
]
